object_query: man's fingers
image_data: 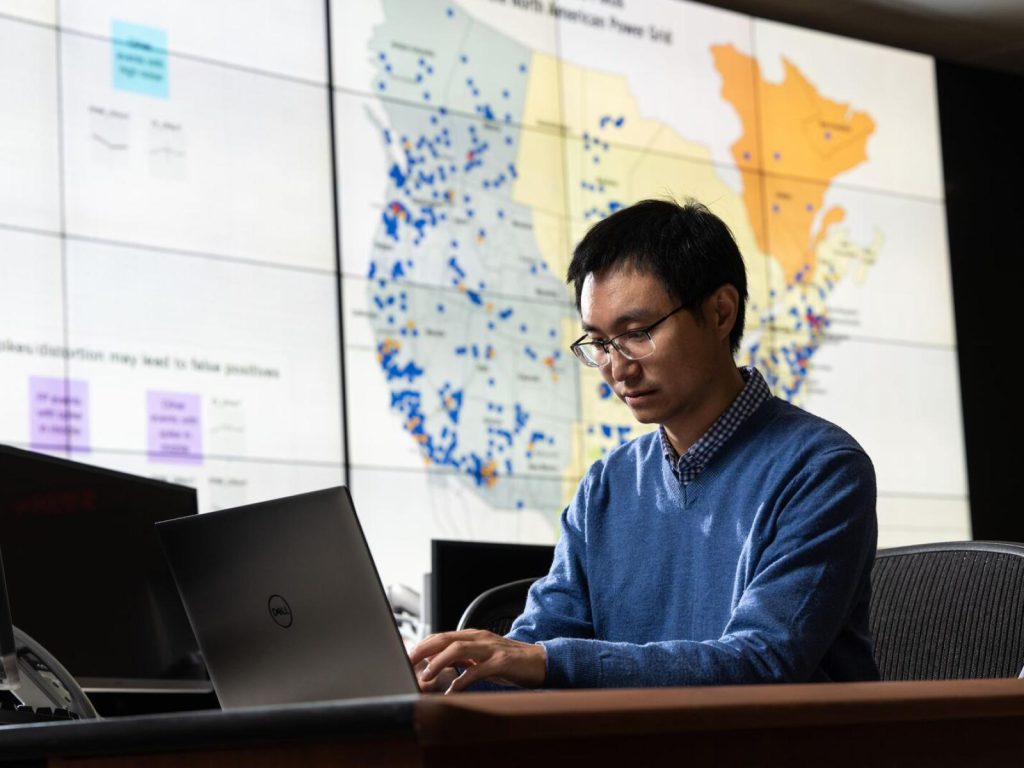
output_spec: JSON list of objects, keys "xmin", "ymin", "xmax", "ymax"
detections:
[
  {"xmin": 420, "ymin": 640, "xmax": 491, "ymax": 682},
  {"xmin": 446, "ymin": 657, "xmax": 496, "ymax": 693},
  {"xmin": 411, "ymin": 631, "xmax": 543, "ymax": 692},
  {"xmin": 409, "ymin": 631, "xmax": 459, "ymax": 665},
  {"xmin": 410, "ymin": 629, "xmax": 497, "ymax": 666}
]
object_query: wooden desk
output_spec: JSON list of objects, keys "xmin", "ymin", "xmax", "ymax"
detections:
[
  {"xmin": 3, "ymin": 679, "xmax": 1024, "ymax": 767},
  {"xmin": 417, "ymin": 678, "xmax": 1024, "ymax": 766}
]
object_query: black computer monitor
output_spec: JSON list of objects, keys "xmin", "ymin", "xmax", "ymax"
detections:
[
  {"xmin": 0, "ymin": 445, "xmax": 205, "ymax": 692},
  {"xmin": 430, "ymin": 539, "xmax": 555, "ymax": 633}
]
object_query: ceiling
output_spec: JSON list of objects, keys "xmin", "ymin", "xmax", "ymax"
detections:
[{"xmin": 701, "ymin": 0, "xmax": 1024, "ymax": 76}]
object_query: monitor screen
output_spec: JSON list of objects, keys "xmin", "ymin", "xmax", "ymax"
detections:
[
  {"xmin": 0, "ymin": 444, "xmax": 204, "ymax": 692},
  {"xmin": 430, "ymin": 539, "xmax": 554, "ymax": 634}
]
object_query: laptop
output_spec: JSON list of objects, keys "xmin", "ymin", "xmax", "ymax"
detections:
[{"xmin": 155, "ymin": 486, "xmax": 419, "ymax": 709}]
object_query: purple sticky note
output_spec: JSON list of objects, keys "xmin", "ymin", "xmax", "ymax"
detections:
[
  {"xmin": 29, "ymin": 377, "xmax": 90, "ymax": 453},
  {"xmin": 147, "ymin": 391, "xmax": 202, "ymax": 464}
]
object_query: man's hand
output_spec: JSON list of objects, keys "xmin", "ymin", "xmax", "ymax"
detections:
[{"xmin": 409, "ymin": 630, "xmax": 546, "ymax": 693}]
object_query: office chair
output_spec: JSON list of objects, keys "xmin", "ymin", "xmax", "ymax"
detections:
[
  {"xmin": 457, "ymin": 577, "xmax": 539, "ymax": 634},
  {"xmin": 870, "ymin": 540, "xmax": 1024, "ymax": 680},
  {"xmin": 456, "ymin": 542, "xmax": 1024, "ymax": 680}
]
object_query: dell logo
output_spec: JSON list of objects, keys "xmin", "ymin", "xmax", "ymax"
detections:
[{"xmin": 268, "ymin": 594, "xmax": 293, "ymax": 628}]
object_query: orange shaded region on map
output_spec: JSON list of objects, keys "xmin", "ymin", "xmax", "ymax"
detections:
[{"xmin": 712, "ymin": 44, "xmax": 875, "ymax": 285}]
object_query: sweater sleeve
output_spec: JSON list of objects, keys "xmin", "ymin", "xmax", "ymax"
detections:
[
  {"xmin": 535, "ymin": 448, "xmax": 877, "ymax": 688},
  {"xmin": 505, "ymin": 470, "xmax": 596, "ymax": 647}
]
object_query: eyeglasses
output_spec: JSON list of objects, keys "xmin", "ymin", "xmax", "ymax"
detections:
[{"xmin": 569, "ymin": 304, "xmax": 688, "ymax": 368}]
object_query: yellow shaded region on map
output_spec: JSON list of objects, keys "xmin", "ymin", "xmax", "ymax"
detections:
[
  {"xmin": 514, "ymin": 50, "xmax": 777, "ymax": 498},
  {"xmin": 513, "ymin": 50, "xmax": 769, "ymax": 309},
  {"xmin": 712, "ymin": 44, "xmax": 875, "ymax": 285}
]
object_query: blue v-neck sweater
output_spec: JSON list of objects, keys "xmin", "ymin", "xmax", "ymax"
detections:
[{"xmin": 507, "ymin": 396, "xmax": 879, "ymax": 687}]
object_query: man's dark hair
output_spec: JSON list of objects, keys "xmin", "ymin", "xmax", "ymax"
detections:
[{"xmin": 566, "ymin": 198, "xmax": 748, "ymax": 355}]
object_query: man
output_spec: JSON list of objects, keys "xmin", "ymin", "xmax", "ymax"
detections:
[{"xmin": 412, "ymin": 198, "xmax": 879, "ymax": 692}]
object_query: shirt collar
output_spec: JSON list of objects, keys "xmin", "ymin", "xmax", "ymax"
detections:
[{"xmin": 660, "ymin": 366, "xmax": 772, "ymax": 484}]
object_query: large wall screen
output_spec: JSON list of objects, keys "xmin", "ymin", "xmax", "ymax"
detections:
[
  {"xmin": 0, "ymin": 0, "xmax": 967, "ymax": 591},
  {"xmin": 0, "ymin": 2, "xmax": 345, "ymax": 514}
]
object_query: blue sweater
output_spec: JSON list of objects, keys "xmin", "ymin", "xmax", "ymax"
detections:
[{"xmin": 507, "ymin": 396, "xmax": 879, "ymax": 687}]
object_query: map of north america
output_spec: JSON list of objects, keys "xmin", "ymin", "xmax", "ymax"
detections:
[{"xmin": 364, "ymin": 0, "xmax": 879, "ymax": 513}]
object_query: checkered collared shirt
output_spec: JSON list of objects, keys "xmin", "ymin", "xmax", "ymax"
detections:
[{"xmin": 660, "ymin": 366, "xmax": 772, "ymax": 485}]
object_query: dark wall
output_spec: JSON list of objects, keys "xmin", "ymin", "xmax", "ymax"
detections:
[{"xmin": 938, "ymin": 61, "xmax": 1024, "ymax": 542}]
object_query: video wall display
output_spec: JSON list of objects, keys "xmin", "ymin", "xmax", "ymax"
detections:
[
  {"xmin": 0, "ymin": 0, "xmax": 967, "ymax": 590},
  {"xmin": 0, "ymin": 1, "xmax": 344, "ymax": 513}
]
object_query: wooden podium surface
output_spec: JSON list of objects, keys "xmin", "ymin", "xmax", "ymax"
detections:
[
  {"xmin": 417, "ymin": 678, "xmax": 1024, "ymax": 766},
  {"xmin": 3, "ymin": 679, "xmax": 1024, "ymax": 767}
]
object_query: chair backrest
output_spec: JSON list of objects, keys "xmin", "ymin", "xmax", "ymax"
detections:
[
  {"xmin": 870, "ymin": 540, "xmax": 1024, "ymax": 680},
  {"xmin": 457, "ymin": 577, "xmax": 539, "ymax": 635}
]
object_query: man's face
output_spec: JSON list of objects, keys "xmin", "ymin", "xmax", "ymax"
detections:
[{"xmin": 579, "ymin": 266, "xmax": 726, "ymax": 431}]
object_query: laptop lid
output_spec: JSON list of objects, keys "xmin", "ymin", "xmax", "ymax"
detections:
[{"xmin": 155, "ymin": 486, "xmax": 418, "ymax": 709}]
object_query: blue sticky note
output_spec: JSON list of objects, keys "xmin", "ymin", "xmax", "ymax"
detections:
[{"xmin": 112, "ymin": 21, "xmax": 169, "ymax": 98}]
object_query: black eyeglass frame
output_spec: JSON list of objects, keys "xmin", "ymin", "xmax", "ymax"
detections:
[{"xmin": 569, "ymin": 304, "xmax": 690, "ymax": 368}]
